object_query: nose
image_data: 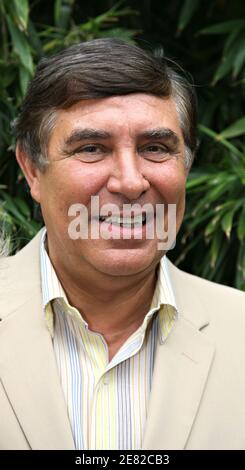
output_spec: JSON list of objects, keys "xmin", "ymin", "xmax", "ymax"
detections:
[{"xmin": 106, "ymin": 151, "xmax": 150, "ymax": 200}]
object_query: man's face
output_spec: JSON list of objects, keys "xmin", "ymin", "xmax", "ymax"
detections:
[{"xmin": 32, "ymin": 93, "xmax": 188, "ymax": 277}]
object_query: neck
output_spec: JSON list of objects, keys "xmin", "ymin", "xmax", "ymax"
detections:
[{"xmin": 52, "ymin": 256, "xmax": 158, "ymax": 332}]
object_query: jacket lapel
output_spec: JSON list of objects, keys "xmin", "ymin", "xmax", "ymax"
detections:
[
  {"xmin": 143, "ymin": 316, "xmax": 215, "ymax": 449},
  {"xmin": 0, "ymin": 231, "xmax": 75, "ymax": 450},
  {"xmin": 143, "ymin": 259, "xmax": 215, "ymax": 450}
]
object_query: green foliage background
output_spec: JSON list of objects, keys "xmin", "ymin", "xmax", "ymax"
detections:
[{"xmin": 0, "ymin": 0, "xmax": 245, "ymax": 290}]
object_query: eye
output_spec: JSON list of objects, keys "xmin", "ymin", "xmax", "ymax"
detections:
[
  {"xmin": 140, "ymin": 144, "xmax": 171, "ymax": 162},
  {"xmin": 145, "ymin": 144, "xmax": 167, "ymax": 152},
  {"xmin": 73, "ymin": 144, "xmax": 106, "ymax": 162},
  {"xmin": 82, "ymin": 145, "xmax": 101, "ymax": 152}
]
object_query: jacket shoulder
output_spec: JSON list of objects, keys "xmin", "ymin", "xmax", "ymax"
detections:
[
  {"xmin": 0, "ymin": 230, "xmax": 43, "ymax": 318},
  {"xmin": 166, "ymin": 257, "xmax": 245, "ymax": 328}
]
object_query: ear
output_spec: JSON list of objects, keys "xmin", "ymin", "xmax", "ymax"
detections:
[{"xmin": 16, "ymin": 143, "xmax": 41, "ymax": 203}]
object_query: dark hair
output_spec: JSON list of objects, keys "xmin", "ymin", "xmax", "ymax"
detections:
[{"xmin": 13, "ymin": 38, "xmax": 197, "ymax": 169}]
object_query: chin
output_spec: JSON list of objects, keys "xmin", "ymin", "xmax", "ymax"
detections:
[{"xmin": 89, "ymin": 247, "xmax": 162, "ymax": 277}]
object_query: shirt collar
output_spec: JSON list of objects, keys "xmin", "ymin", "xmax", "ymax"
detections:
[{"xmin": 40, "ymin": 227, "xmax": 178, "ymax": 341}]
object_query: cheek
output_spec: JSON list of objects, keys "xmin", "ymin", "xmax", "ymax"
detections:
[
  {"xmin": 41, "ymin": 163, "xmax": 107, "ymax": 209},
  {"xmin": 69, "ymin": 165, "xmax": 105, "ymax": 200},
  {"xmin": 154, "ymin": 169, "xmax": 186, "ymax": 204}
]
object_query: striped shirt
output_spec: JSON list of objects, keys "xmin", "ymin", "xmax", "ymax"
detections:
[{"xmin": 40, "ymin": 227, "xmax": 178, "ymax": 450}]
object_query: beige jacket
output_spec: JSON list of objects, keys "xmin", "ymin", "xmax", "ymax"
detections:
[{"xmin": 0, "ymin": 230, "xmax": 245, "ymax": 450}]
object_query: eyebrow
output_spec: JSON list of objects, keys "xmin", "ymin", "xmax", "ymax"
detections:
[
  {"xmin": 138, "ymin": 128, "xmax": 180, "ymax": 146},
  {"xmin": 64, "ymin": 128, "xmax": 112, "ymax": 147},
  {"xmin": 63, "ymin": 127, "xmax": 181, "ymax": 147}
]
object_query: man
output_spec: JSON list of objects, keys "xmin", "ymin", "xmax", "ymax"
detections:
[{"xmin": 0, "ymin": 38, "xmax": 244, "ymax": 450}]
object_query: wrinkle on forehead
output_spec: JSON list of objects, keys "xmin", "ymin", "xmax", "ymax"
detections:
[{"xmin": 50, "ymin": 93, "xmax": 184, "ymax": 151}]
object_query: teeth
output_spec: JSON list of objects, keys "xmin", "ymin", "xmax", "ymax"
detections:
[{"xmin": 99, "ymin": 214, "xmax": 146, "ymax": 225}]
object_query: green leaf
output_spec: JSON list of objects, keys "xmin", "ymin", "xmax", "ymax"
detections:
[
  {"xmin": 233, "ymin": 40, "xmax": 245, "ymax": 77},
  {"xmin": 212, "ymin": 50, "xmax": 234, "ymax": 84},
  {"xmin": 0, "ymin": 66, "xmax": 16, "ymax": 88},
  {"xmin": 27, "ymin": 20, "xmax": 44, "ymax": 59},
  {"xmin": 42, "ymin": 39, "xmax": 64, "ymax": 53},
  {"xmin": 205, "ymin": 215, "xmax": 221, "ymax": 237},
  {"xmin": 221, "ymin": 206, "xmax": 239, "ymax": 239},
  {"xmin": 186, "ymin": 174, "xmax": 210, "ymax": 189},
  {"xmin": 214, "ymin": 201, "xmax": 238, "ymax": 213},
  {"xmin": 185, "ymin": 208, "xmax": 216, "ymax": 232},
  {"xmin": 0, "ymin": 192, "xmax": 37, "ymax": 236},
  {"xmin": 237, "ymin": 206, "xmax": 245, "ymax": 241},
  {"xmin": 12, "ymin": 0, "xmax": 29, "ymax": 31},
  {"xmin": 19, "ymin": 65, "xmax": 31, "ymax": 96},
  {"xmin": 97, "ymin": 27, "xmax": 138, "ymax": 42},
  {"xmin": 207, "ymin": 178, "xmax": 235, "ymax": 200},
  {"xmin": 212, "ymin": 35, "xmax": 245, "ymax": 84},
  {"xmin": 236, "ymin": 241, "xmax": 245, "ymax": 288},
  {"xmin": 198, "ymin": 124, "xmax": 243, "ymax": 158},
  {"xmin": 6, "ymin": 15, "xmax": 34, "ymax": 74},
  {"xmin": 219, "ymin": 117, "xmax": 245, "ymax": 139},
  {"xmin": 54, "ymin": 0, "xmax": 74, "ymax": 30},
  {"xmin": 13, "ymin": 197, "xmax": 31, "ymax": 218},
  {"xmin": 177, "ymin": 0, "xmax": 200, "ymax": 34},
  {"xmin": 54, "ymin": 0, "xmax": 62, "ymax": 27},
  {"xmin": 0, "ymin": 205, "xmax": 12, "ymax": 226},
  {"xmin": 198, "ymin": 20, "xmax": 245, "ymax": 36},
  {"xmin": 80, "ymin": 2, "xmax": 137, "ymax": 32},
  {"xmin": 210, "ymin": 231, "xmax": 223, "ymax": 268},
  {"xmin": 223, "ymin": 29, "xmax": 241, "ymax": 55}
]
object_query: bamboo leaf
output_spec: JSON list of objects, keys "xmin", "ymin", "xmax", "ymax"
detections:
[
  {"xmin": 237, "ymin": 206, "xmax": 245, "ymax": 241},
  {"xmin": 198, "ymin": 20, "xmax": 245, "ymax": 36},
  {"xmin": 205, "ymin": 215, "xmax": 221, "ymax": 237},
  {"xmin": 0, "ymin": 192, "xmax": 37, "ymax": 236},
  {"xmin": 213, "ymin": 36, "xmax": 245, "ymax": 84},
  {"xmin": 233, "ymin": 40, "xmax": 245, "ymax": 77},
  {"xmin": 12, "ymin": 0, "xmax": 29, "ymax": 31},
  {"xmin": 205, "ymin": 203, "xmax": 242, "ymax": 249},
  {"xmin": 219, "ymin": 117, "xmax": 245, "ymax": 139},
  {"xmin": 19, "ymin": 65, "xmax": 31, "ymax": 96},
  {"xmin": 177, "ymin": 0, "xmax": 200, "ymax": 34},
  {"xmin": 221, "ymin": 201, "xmax": 242, "ymax": 238},
  {"xmin": 236, "ymin": 241, "xmax": 245, "ymax": 287},
  {"xmin": 214, "ymin": 201, "xmax": 238, "ymax": 213},
  {"xmin": 54, "ymin": 0, "xmax": 74, "ymax": 30},
  {"xmin": 97, "ymin": 27, "xmax": 138, "ymax": 42},
  {"xmin": 13, "ymin": 197, "xmax": 31, "ymax": 218},
  {"xmin": 0, "ymin": 66, "xmax": 16, "ymax": 88},
  {"xmin": 210, "ymin": 231, "xmax": 223, "ymax": 268},
  {"xmin": 81, "ymin": 2, "xmax": 137, "ymax": 31},
  {"xmin": 221, "ymin": 206, "xmax": 239, "ymax": 239},
  {"xmin": 0, "ymin": 205, "xmax": 12, "ymax": 225},
  {"xmin": 185, "ymin": 208, "xmax": 215, "ymax": 232},
  {"xmin": 42, "ymin": 39, "xmax": 64, "ymax": 53},
  {"xmin": 205, "ymin": 180, "xmax": 233, "ymax": 201},
  {"xmin": 212, "ymin": 51, "xmax": 233, "ymax": 84},
  {"xmin": 198, "ymin": 124, "xmax": 243, "ymax": 158},
  {"xmin": 186, "ymin": 174, "xmax": 210, "ymax": 189},
  {"xmin": 6, "ymin": 15, "xmax": 34, "ymax": 74},
  {"xmin": 223, "ymin": 29, "xmax": 241, "ymax": 55},
  {"xmin": 27, "ymin": 20, "xmax": 44, "ymax": 59}
]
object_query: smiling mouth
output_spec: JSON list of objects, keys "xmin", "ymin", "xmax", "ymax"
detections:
[{"xmin": 99, "ymin": 213, "xmax": 147, "ymax": 228}]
